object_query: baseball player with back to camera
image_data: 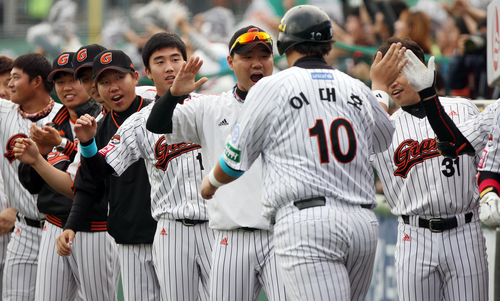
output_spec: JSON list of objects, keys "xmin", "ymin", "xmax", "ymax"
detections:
[
  {"xmin": 369, "ymin": 37, "xmax": 489, "ymax": 301},
  {"xmin": 0, "ymin": 53, "xmax": 62, "ymax": 301},
  {"xmin": 56, "ymin": 49, "xmax": 160, "ymax": 301},
  {"xmin": 14, "ymin": 51, "xmax": 121, "ymax": 301},
  {"xmin": 200, "ymin": 5, "xmax": 395, "ymax": 301},
  {"xmin": 146, "ymin": 26, "xmax": 289, "ymax": 301},
  {"xmin": 0, "ymin": 56, "xmax": 17, "ymax": 299},
  {"xmin": 67, "ymin": 33, "xmax": 214, "ymax": 301}
]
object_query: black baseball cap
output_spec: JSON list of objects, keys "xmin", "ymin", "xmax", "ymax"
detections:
[
  {"xmin": 228, "ymin": 25, "xmax": 273, "ymax": 55},
  {"xmin": 93, "ymin": 50, "xmax": 135, "ymax": 82},
  {"xmin": 73, "ymin": 44, "xmax": 108, "ymax": 80},
  {"xmin": 47, "ymin": 52, "xmax": 75, "ymax": 82}
]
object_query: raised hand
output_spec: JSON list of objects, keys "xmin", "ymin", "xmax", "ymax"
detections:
[
  {"xmin": 401, "ymin": 50, "xmax": 435, "ymax": 92},
  {"xmin": 74, "ymin": 114, "xmax": 97, "ymax": 143},
  {"xmin": 370, "ymin": 42, "xmax": 407, "ymax": 92},
  {"xmin": 170, "ymin": 56, "xmax": 208, "ymax": 97}
]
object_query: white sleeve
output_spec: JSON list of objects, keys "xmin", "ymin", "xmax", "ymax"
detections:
[
  {"xmin": 478, "ymin": 110, "xmax": 500, "ymax": 172},
  {"xmin": 458, "ymin": 100, "xmax": 500, "ymax": 155},
  {"xmin": 164, "ymin": 96, "xmax": 203, "ymax": 145},
  {"xmin": 366, "ymin": 86, "xmax": 395, "ymax": 153},
  {"xmin": 223, "ymin": 80, "xmax": 276, "ymax": 171},
  {"xmin": 100, "ymin": 113, "xmax": 146, "ymax": 176}
]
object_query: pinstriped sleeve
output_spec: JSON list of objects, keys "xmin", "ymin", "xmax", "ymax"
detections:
[{"xmin": 366, "ymin": 87, "xmax": 395, "ymax": 153}]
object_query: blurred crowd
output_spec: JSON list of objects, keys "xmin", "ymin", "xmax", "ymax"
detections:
[{"xmin": 23, "ymin": 0, "xmax": 498, "ymax": 100}]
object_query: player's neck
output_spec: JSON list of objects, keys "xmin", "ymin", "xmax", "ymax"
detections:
[
  {"xmin": 19, "ymin": 92, "xmax": 52, "ymax": 114},
  {"xmin": 286, "ymin": 51, "xmax": 307, "ymax": 67}
]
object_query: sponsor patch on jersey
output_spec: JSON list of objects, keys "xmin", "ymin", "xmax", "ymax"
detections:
[
  {"xmin": 478, "ymin": 149, "xmax": 487, "ymax": 169},
  {"xmin": 98, "ymin": 144, "xmax": 115, "ymax": 157},
  {"xmin": 487, "ymin": 128, "xmax": 495, "ymax": 148},
  {"xmin": 224, "ymin": 142, "xmax": 241, "ymax": 163},
  {"xmin": 231, "ymin": 124, "xmax": 240, "ymax": 144},
  {"xmin": 311, "ymin": 72, "xmax": 333, "ymax": 80}
]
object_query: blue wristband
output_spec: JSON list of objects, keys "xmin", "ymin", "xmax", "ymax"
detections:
[
  {"xmin": 80, "ymin": 138, "xmax": 98, "ymax": 158},
  {"xmin": 219, "ymin": 155, "xmax": 245, "ymax": 178}
]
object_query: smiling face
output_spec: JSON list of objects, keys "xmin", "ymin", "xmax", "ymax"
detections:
[
  {"xmin": 228, "ymin": 44, "xmax": 273, "ymax": 92},
  {"xmin": 145, "ymin": 47, "xmax": 184, "ymax": 97},
  {"xmin": 78, "ymin": 68, "xmax": 104, "ymax": 104},
  {"xmin": 388, "ymin": 73, "xmax": 420, "ymax": 107},
  {"xmin": 96, "ymin": 69, "xmax": 138, "ymax": 112},
  {"xmin": 54, "ymin": 72, "xmax": 89, "ymax": 110},
  {"xmin": 9, "ymin": 67, "xmax": 37, "ymax": 107}
]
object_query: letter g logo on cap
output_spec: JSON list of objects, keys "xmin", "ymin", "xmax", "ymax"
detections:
[{"xmin": 101, "ymin": 52, "xmax": 112, "ymax": 64}]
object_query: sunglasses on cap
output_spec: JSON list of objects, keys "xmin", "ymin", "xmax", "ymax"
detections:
[{"xmin": 229, "ymin": 32, "xmax": 273, "ymax": 54}]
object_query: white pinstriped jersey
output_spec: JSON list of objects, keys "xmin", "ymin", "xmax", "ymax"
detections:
[
  {"xmin": 0, "ymin": 174, "xmax": 5, "ymax": 212},
  {"xmin": 223, "ymin": 66, "xmax": 394, "ymax": 219},
  {"xmin": 99, "ymin": 103, "xmax": 208, "ymax": 221},
  {"xmin": 476, "ymin": 100, "xmax": 500, "ymax": 173},
  {"xmin": 0, "ymin": 99, "xmax": 62, "ymax": 220},
  {"xmin": 135, "ymin": 85, "xmax": 157, "ymax": 100},
  {"xmin": 165, "ymin": 90, "xmax": 269, "ymax": 230},
  {"xmin": 456, "ymin": 100, "xmax": 500, "ymax": 156},
  {"xmin": 371, "ymin": 97, "xmax": 481, "ymax": 217}
]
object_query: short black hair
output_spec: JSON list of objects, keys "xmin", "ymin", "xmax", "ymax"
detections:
[
  {"xmin": 290, "ymin": 42, "xmax": 333, "ymax": 57},
  {"xmin": 0, "ymin": 56, "xmax": 13, "ymax": 75},
  {"xmin": 378, "ymin": 37, "xmax": 425, "ymax": 64},
  {"xmin": 12, "ymin": 53, "xmax": 53, "ymax": 93},
  {"xmin": 142, "ymin": 33, "xmax": 187, "ymax": 72}
]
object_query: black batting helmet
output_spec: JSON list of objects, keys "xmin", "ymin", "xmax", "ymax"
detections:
[{"xmin": 277, "ymin": 5, "xmax": 334, "ymax": 56}]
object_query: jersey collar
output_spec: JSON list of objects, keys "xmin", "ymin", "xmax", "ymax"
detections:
[
  {"xmin": 293, "ymin": 56, "xmax": 333, "ymax": 69},
  {"xmin": 401, "ymin": 101, "xmax": 426, "ymax": 119}
]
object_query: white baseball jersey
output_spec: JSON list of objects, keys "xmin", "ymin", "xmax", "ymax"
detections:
[
  {"xmin": 101, "ymin": 104, "xmax": 207, "ymax": 221},
  {"xmin": 135, "ymin": 85, "xmax": 157, "ymax": 100},
  {"xmin": 0, "ymin": 99, "xmax": 62, "ymax": 220},
  {"xmin": 371, "ymin": 97, "xmax": 489, "ymax": 301},
  {"xmin": 98, "ymin": 103, "xmax": 214, "ymax": 301},
  {"xmin": 163, "ymin": 89, "xmax": 288, "ymax": 301},
  {"xmin": 219, "ymin": 58, "xmax": 393, "ymax": 301},
  {"xmin": 224, "ymin": 67, "xmax": 394, "ymax": 219},
  {"xmin": 164, "ymin": 91, "xmax": 269, "ymax": 230},
  {"xmin": 371, "ymin": 97, "xmax": 481, "ymax": 217}
]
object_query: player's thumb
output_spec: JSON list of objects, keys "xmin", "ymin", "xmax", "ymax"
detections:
[
  {"xmin": 428, "ymin": 56, "xmax": 435, "ymax": 73},
  {"xmin": 195, "ymin": 77, "xmax": 209, "ymax": 89}
]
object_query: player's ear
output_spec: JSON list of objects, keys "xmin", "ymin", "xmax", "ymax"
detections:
[
  {"xmin": 144, "ymin": 68, "xmax": 153, "ymax": 81},
  {"xmin": 132, "ymin": 71, "xmax": 139, "ymax": 85},
  {"xmin": 227, "ymin": 55, "xmax": 234, "ymax": 71},
  {"xmin": 30, "ymin": 75, "xmax": 43, "ymax": 89}
]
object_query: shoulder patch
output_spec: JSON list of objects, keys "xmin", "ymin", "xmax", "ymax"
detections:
[{"xmin": 224, "ymin": 142, "xmax": 241, "ymax": 163}]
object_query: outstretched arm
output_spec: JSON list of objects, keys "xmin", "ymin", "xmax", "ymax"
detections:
[{"xmin": 14, "ymin": 138, "xmax": 74, "ymax": 199}]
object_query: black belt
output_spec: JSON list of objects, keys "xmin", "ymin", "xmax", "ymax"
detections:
[
  {"xmin": 401, "ymin": 212, "xmax": 473, "ymax": 233},
  {"xmin": 17, "ymin": 214, "xmax": 45, "ymax": 229},
  {"xmin": 239, "ymin": 227, "xmax": 259, "ymax": 232},
  {"xmin": 175, "ymin": 219, "xmax": 208, "ymax": 226},
  {"xmin": 293, "ymin": 196, "xmax": 372, "ymax": 210}
]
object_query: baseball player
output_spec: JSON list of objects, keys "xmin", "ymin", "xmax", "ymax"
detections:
[
  {"xmin": 0, "ymin": 55, "xmax": 16, "ymax": 299},
  {"xmin": 0, "ymin": 53, "xmax": 63, "ymax": 301},
  {"xmin": 68, "ymin": 33, "xmax": 215, "ymax": 301},
  {"xmin": 369, "ymin": 37, "xmax": 488, "ymax": 301},
  {"xmin": 200, "ymin": 5, "xmax": 394, "ymax": 301},
  {"xmin": 15, "ymin": 51, "xmax": 121, "ymax": 301},
  {"xmin": 57, "ymin": 49, "xmax": 161, "ymax": 301},
  {"xmin": 146, "ymin": 26, "xmax": 289, "ymax": 301}
]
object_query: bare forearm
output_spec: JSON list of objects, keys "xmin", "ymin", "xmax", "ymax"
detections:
[{"xmin": 31, "ymin": 156, "xmax": 74, "ymax": 199}]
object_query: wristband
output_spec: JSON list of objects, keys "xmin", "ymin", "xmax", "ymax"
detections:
[
  {"xmin": 219, "ymin": 156, "xmax": 245, "ymax": 178},
  {"xmin": 373, "ymin": 90, "xmax": 390, "ymax": 107},
  {"xmin": 80, "ymin": 138, "xmax": 97, "ymax": 158},
  {"xmin": 208, "ymin": 169, "xmax": 224, "ymax": 188}
]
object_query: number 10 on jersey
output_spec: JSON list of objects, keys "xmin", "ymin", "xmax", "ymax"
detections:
[{"xmin": 309, "ymin": 118, "xmax": 357, "ymax": 164}]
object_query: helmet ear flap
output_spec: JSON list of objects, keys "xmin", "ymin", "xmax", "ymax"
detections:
[{"xmin": 277, "ymin": 5, "xmax": 334, "ymax": 56}]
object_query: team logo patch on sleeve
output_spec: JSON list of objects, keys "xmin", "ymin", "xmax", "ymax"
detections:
[
  {"xmin": 478, "ymin": 150, "xmax": 488, "ymax": 169},
  {"xmin": 224, "ymin": 142, "xmax": 241, "ymax": 163},
  {"xmin": 231, "ymin": 124, "xmax": 240, "ymax": 144},
  {"xmin": 311, "ymin": 72, "xmax": 333, "ymax": 80},
  {"xmin": 99, "ymin": 144, "xmax": 115, "ymax": 157}
]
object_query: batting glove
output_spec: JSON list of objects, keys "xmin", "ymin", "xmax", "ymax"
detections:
[
  {"xmin": 479, "ymin": 191, "xmax": 500, "ymax": 229},
  {"xmin": 401, "ymin": 50, "xmax": 435, "ymax": 92}
]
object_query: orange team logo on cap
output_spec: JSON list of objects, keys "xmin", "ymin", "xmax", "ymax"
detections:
[
  {"xmin": 77, "ymin": 49, "xmax": 87, "ymax": 62},
  {"xmin": 101, "ymin": 52, "xmax": 112, "ymax": 64},
  {"xmin": 58, "ymin": 54, "xmax": 70, "ymax": 66}
]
